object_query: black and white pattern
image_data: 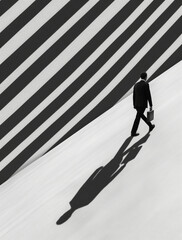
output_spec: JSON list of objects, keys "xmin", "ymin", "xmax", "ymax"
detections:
[{"xmin": 0, "ymin": 0, "xmax": 181, "ymax": 183}]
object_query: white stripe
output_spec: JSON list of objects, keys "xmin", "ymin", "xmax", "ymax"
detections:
[
  {"xmin": 20, "ymin": 8, "xmax": 181, "ymax": 168},
  {"xmin": 1, "ymin": 3, "xmax": 180, "ymax": 170},
  {"xmin": 1, "ymin": 0, "xmax": 70, "ymax": 63},
  {"xmin": 0, "ymin": 0, "xmax": 100, "ymax": 94},
  {"xmin": 0, "ymin": 0, "xmax": 36, "ymax": 32},
  {"xmin": 1, "ymin": 0, "xmax": 127, "ymax": 122},
  {"xmin": 1, "ymin": 0, "xmax": 149, "ymax": 145}
]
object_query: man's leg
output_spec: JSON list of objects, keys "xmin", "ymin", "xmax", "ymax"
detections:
[
  {"xmin": 141, "ymin": 112, "xmax": 151, "ymax": 126},
  {"xmin": 139, "ymin": 108, "xmax": 154, "ymax": 131},
  {"xmin": 131, "ymin": 110, "xmax": 141, "ymax": 135}
]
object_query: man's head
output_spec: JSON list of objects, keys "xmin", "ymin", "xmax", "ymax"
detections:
[{"xmin": 140, "ymin": 72, "xmax": 147, "ymax": 80}]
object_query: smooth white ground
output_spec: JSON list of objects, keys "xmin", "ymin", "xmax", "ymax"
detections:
[{"xmin": 0, "ymin": 61, "xmax": 181, "ymax": 240}]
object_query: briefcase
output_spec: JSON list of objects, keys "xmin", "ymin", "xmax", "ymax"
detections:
[{"xmin": 147, "ymin": 110, "xmax": 154, "ymax": 121}]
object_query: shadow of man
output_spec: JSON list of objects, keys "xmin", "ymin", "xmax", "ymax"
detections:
[{"xmin": 56, "ymin": 133, "xmax": 150, "ymax": 225}]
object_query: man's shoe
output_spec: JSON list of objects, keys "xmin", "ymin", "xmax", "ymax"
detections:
[
  {"xmin": 149, "ymin": 124, "xmax": 155, "ymax": 132},
  {"xmin": 131, "ymin": 133, "xmax": 139, "ymax": 137}
]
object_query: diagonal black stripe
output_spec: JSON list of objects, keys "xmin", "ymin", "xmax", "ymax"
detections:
[
  {"xmin": 0, "ymin": 0, "xmax": 89, "ymax": 84},
  {"xmin": 149, "ymin": 45, "xmax": 182, "ymax": 82},
  {"xmin": 0, "ymin": 17, "xmax": 181, "ymax": 182},
  {"xmin": 0, "ymin": 0, "xmax": 18, "ymax": 16},
  {"xmin": 50, "ymin": 17, "xmax": 182, "ymax": 150},
  {"xmin": 0, "ymin": 0, "xmax": 160, "ymax": 139},
  {"xmin": 0, "ymin": 0, "xmax": 53, "ymax": 47}
]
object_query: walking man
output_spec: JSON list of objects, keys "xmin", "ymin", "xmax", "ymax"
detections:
[{"xmin": 131, "ymin": 72, "xmax": 155, "ymax": 137}]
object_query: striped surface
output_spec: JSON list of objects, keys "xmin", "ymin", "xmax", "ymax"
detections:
[{"xmin": 0, "ymin": 0, "xmax": 181, "ymax": 184}]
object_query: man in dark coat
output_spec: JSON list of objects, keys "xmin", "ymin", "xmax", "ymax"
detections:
[{"xmin": 131, "ymin": 72, "xmax": 155, "ymax": 136}]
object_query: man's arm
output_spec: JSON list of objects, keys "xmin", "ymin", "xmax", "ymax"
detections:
[
  {"xmin": 133, "ymin": 86, "xmax": 136, "ymax": 108},
  {"xmin": 146, "ymin": 83, "xmax": 153, "ymax": 108}
]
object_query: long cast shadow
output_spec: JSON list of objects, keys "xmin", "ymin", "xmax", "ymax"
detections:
[{"xmin": 56, "ymin": 133, "xmax": 150, "ymax": 225}]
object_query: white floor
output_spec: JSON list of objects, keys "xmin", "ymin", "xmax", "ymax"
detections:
[{"xmin": 0, "ymin": 61, "xmax": 181, "ymax": 240}]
